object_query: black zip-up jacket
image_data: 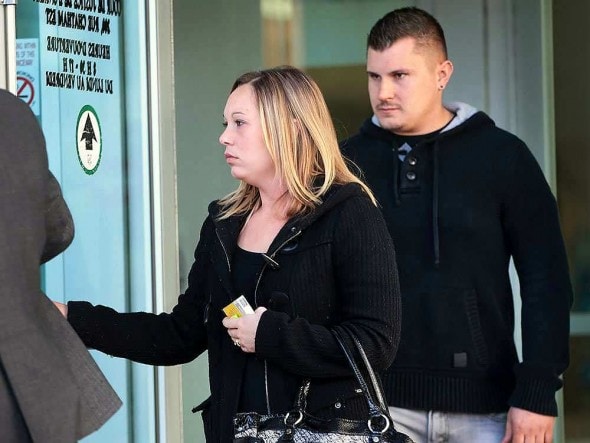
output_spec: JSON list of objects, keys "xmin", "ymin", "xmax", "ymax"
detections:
[
  {"xmin": 67, "ymin": 182, "xmax": 401, "ymax": 442},
  {"xmin": 341, "ymin": 106, "xmax": 573, "ymax": 416}
]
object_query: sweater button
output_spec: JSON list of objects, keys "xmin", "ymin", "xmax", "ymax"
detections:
[
  {"xmin": 408, "ymin": 156, "xmax": 417, "ymax": 166},
  {"xmin": 334, "ymin": 402, "xmax": 342, "ymax": 409},
  {"xmin": 406, "ymin": 171, "xmax": 416, "ymax": 181}
]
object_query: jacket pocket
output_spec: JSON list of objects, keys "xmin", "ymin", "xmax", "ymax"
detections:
[
  {"xmin": 463, "ymin": 288, "xmax": 489, "ymax": 367},
  {"xmin": 397, "ymin": 287, "xmax": 489, "ymax": 369},
  {"xmin": 192, "ymin": 396, "xmax": 213, "ymax": 441}
]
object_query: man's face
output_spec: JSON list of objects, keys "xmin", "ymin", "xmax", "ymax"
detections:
[{"xmin": 367, "ymin": 37, "xmax": 444, "ymax": 135}]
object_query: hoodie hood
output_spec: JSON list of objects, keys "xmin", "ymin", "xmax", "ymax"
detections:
[
  {"xmin": 440, "ymin": 102, "xmax": 479, "ymax": 132},
  {"xmin": 361, "ymin": 103, "xmax": 494, "ymax": 267}
]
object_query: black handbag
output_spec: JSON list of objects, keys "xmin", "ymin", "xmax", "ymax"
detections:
[{"xmin": 233, "ymin": 329, "xmax": 414, "ymax": 443}]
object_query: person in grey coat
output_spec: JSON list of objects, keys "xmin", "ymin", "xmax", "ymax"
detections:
[{"xmin": 0, "ymin": 89, "xmax": 121, "ymax": 442}]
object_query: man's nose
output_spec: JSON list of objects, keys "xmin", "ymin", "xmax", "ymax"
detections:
[{"xmin": 378, "ymin": 79, "xmax": 395, "ymax": 101}]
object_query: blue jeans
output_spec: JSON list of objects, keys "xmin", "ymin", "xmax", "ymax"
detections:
[{"xmin": 389, "ymin": 406, "xmax": 507, "ymax": 443}]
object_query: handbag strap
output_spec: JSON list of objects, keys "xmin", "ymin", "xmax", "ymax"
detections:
[
  {"xmin": 291, "ymin": 330, "xmax": 389, "ymax": 415},
  {"xmin": 332, "ymin": 328, "xmax": 389, "ymax": 417},
  {"xmin": 293, "ymin": 378, "xmax": 311, "ymax": 412},
  {"xmin": 286, "ymin": 329, "xmax": 394, "ymax": 435},
  {"xmin": 346, "ymin": 330, "xmax": 390, "ymax": 412}
]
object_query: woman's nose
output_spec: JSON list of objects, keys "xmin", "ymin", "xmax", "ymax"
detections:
[{"xmin": 219, "ymin": 127, "xmax": 230, "ymax": 146}]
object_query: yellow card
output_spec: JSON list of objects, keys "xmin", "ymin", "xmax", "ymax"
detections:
[{"xmin": 223, "ymin": 295, "xmax": 254, "ymax": 318}]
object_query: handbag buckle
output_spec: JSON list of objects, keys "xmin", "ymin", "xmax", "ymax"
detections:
[
  {"xmin": 368, "ymin": 413, "xmax": 391, "ymax": 434},
  {"xmin": 283, "ymin": 410, "xmax": 303, "ymax": 427}
]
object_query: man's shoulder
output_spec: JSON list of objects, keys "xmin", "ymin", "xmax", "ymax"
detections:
[
  {"xmin": 0, "ymin": 89, "xmax": 33, "ymax": 119},
  {"xmin": 0, "ymin": 89, "xmax": 42, "ymax": 142},
  {"xmin": 453, "ymin": 120, "xmax": 529, "ymax": 159},
  {"xmin": 476, "ymin": 123, "xmax": 524, "ymax": 145},
  {"xmin": 339, "ymin": 131, "xmax": 365, "ymax": 152}
]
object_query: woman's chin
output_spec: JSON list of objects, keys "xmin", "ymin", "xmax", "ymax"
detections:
[
  {"xmin": 229, "ymin": 168, "xmax": 241, "ymax": 179},
  {"xmin": 230, "ymin": 170, "xmax": 249, "ymax": 183}
]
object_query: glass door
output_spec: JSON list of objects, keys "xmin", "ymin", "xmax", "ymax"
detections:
[{"xmin": 12, "ymin": 1, "xmax": 157, "ymax": 441}]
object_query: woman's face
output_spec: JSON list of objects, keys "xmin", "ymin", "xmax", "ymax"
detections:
[{"xmin": 219, "ymin": 84, "xmax": 276, "ymax": 187}]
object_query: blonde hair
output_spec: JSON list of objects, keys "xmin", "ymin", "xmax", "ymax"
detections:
[{"xmin": 217, "ymin": 66, "xmax": 375, "ymax": 219}]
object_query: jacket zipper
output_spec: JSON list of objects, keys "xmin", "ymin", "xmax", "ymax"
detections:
[
  {"xmin": 254, "ymin": 228, "xmax": 302, "ymax": 414},
  {"xmin": 218, "ymin": 224, "xmax": 302, "ymax": 415},
  {"xmin": 215, "ymin": 228, "xmax": 231, "ymax": 273}
]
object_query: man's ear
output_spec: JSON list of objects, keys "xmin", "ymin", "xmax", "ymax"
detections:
[{"xmin": 437, "ymin": 60, "xmax": 454, "ymax": 89}]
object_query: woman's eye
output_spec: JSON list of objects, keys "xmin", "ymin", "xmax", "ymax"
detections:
[
  {"xmin": 235, "ymin": 120, "xmax": 245, "ymax": 127},
  {"xmin": 222, "ymin": 121, "xmax": 228, "ymax": 127}
]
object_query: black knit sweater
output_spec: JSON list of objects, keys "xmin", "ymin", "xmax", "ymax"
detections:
[
  {"xmin": 67, "ymin": 182, "xmax": 400, "ymax": 442},
  {"xmin": 341, "ymin": 109, "xmax": 573, "ymax": 416}
]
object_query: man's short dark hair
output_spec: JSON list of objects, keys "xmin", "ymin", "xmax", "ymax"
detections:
[{"xmin": 367, "ymin": 7, "xmax": 448, "ymax": 58}]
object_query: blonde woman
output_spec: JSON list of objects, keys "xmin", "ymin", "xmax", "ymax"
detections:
[{"xmin": 55, "ymin": 66, "xmax": 401, "ymax": 442}]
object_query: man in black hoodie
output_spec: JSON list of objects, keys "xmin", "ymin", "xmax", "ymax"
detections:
[{"xmin": 341, "ymin": 7, "xmax": 573, "ymax": 443}]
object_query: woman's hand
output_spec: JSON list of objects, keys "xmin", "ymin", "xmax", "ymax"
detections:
[
  {"xmin": 53, "ymin": 300, "xmax": 68, "ymax": 318},
  {"xmin": 222, "ymin": 307, "xmax": 267, "ymax": 353}
]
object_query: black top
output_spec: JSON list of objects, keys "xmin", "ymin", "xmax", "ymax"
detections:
[
  {"xmin": 393, "ymin": 131, "xmax": 437, "ymax": 162},
  {"xmin": 341, "ymin": 110, "xmax": 573, "ymax": 416},
  {"xmin": 391, "ymin": 115, "xmax": 453, "ymax": 161},
  {"xmin": 231, "ymin": 246, "xmax": 267, "ymax": 413}
]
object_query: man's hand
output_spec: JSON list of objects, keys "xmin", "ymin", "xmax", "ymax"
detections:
[
  {"xmin": 52, "ymin": 300, "xmax": 68, "ymax": 318},
  {"xmin": 501, "ymin": 407, "xmax": 555, "ymax": 443}
]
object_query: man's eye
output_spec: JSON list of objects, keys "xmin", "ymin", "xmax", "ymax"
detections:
[
  {"xmin": 222, "ymin": 121, "xmax": 228, "ymax": 127},
  {"xmin": 394, "ymin": 73, "xmax": 407, "ymax": 79}
]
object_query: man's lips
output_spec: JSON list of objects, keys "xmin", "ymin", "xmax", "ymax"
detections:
[{"xmin": 377, "ymin": 104, "xmax": 400, "ymax": 112}]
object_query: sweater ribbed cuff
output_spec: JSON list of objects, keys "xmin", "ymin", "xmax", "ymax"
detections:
[
  {"xmin": 254, "ymin": 310, "xmax": 290, "ymax": 359},
  {"xmin": 508, "ymin": 363, "xmax": 563, "ymax": 416},
  {"xmin": 67, "ymin": 301, "xmax": 96, "ymax": 348},
  {"xmin": 508, "ymin": 376, "xmax": 561, "ymax": 416}
]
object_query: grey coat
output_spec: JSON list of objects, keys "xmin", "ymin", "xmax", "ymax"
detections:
[{"xmin": 0, "ymin": 90, "xmax": 121, "ymax": 442}]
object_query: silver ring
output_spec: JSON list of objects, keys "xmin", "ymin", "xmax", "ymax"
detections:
[{"xmin": 234, "ymin": 340, "xmax": 240, "ymax": 347}]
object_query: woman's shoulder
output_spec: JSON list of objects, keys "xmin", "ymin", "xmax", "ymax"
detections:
[
  {"xmin": 298, "ymin": 182, "xmax": 380, "ymax": 232},
  {"xmin": 207, "ymin": 199, "xmax": 223, "ymax": 218},
  {"xmin": 322, "ymin": 182, "xmax": 376, "ymax": 212}
]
